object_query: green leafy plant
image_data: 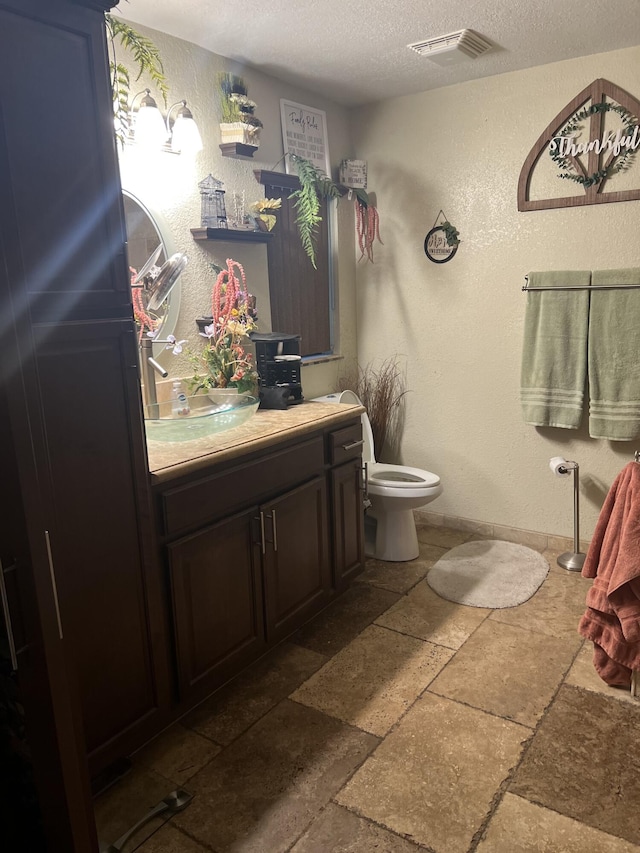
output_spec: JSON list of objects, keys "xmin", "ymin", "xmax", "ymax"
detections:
[
  {"xmin": 549, "ymin": 101, "xmax": 638, "ymax": 187},
  {"xmin": 105, "ymin": 13, "xmax": 169, "ymax": 145},
  {"xmin": 289, "ymin": 154, "xmax": 341, "ymax": 268},
  {"xmin": 217, "ymin": 73, "xmax": 263, "ymax": 128},
  {"xmin": 441, "ymin": 221, "xmax": 460, "ymax": 247}
]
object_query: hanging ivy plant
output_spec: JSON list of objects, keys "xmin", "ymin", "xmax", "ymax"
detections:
[
  {"xmin": 549, "ymin": 100, "xmax": 639, "ymax": 187},
  {"xmin": 441, "ymin": 221, "xmax": 460, "ymax": 247},
  {"xmin": 105, "ymin": 13, "xmax": 169, "ymax": 145}
]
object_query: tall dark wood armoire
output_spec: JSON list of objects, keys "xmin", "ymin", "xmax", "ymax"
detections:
[{"xmin": 0, "ymin": 0, "xmax": 169, "ymax": 849}]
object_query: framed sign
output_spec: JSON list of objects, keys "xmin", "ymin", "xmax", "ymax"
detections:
[{"xmin": 280, "ymin": 100, "xmax": 330, "ymax": 175}]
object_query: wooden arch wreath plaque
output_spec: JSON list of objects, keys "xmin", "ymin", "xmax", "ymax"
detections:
[{"xmin": 518, "ymin": 78, "xmax": 640, "ymax": 211}]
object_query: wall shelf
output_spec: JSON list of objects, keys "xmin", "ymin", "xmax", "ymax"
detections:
[
  {"xmin": 191, "ymin": 227, "xmax": 272, "ymax": 243},
  {"xmin": 220, "ymin": 142, "xmax": 259, "ymax": 159}
]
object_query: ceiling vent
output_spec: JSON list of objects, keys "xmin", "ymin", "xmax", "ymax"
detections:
[{"xmin": 407, "ymin": 29, "xmax": 493, "ymax": 66}]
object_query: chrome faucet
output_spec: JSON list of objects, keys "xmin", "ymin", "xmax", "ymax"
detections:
[{"xmin": 140, "ymin": 336, "xmax": 168, "ymax": 419}]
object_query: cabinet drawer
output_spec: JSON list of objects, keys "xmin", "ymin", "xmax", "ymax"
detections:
[
  {"xmin": 329, "ymin": 421, "xmax": 363, "ymax": 465},
  {"xmin": 161, "ymin": 435, "xmax": 324, "ymax": 537}
]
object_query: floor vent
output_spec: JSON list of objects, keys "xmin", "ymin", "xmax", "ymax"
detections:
[{"xmin": 407, "ymin": 29, "xmax": 493, "ymax": 65}]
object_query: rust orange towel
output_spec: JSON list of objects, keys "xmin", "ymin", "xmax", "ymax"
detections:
[{"xmin": 579, "ymin": 461, "xmax": 640, "ymax": 687}]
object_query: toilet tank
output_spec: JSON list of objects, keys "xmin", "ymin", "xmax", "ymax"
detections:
[{"xmin": 312, "ymin": 391, "xmax": 376, "ymax": 463}]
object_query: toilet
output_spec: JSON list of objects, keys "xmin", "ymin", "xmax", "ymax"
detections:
[{"xmin": 314, "ymin": 391, "xmax": 442, "ymax": 561}]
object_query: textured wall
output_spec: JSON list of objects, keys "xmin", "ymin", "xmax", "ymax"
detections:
[
  {"xmin": 352, "ymin": 45, "xmax": 640, "ymax": 540},
  {"xmin": 116, "ymin": 19, "xmax": 358, "ymax": 394}
]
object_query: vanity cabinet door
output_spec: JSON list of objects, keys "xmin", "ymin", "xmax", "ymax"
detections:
[
  {"xmin": 262, "ymin": 476, "xmax": 331, "ymax": 642},
  {"xmin": 168, "ymin": 509, "xmax": 267, "ymax": 703},
  {"xmin": 331, "ymin": 459, "xmax": 365, "ymax": 590}
]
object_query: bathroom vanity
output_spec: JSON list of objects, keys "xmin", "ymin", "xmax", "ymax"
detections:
[{"xmin": 147, "ymin": 401, "xmax": 365, "ymax": 709}]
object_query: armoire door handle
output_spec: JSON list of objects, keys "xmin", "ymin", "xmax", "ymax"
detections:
[
  {"xmin": 44, "ymin": 531, "xmax": 63, "ymax": 640},
  {"xmin": 0, "ymin": 558, "xmax": 18, "ymax": 671}
]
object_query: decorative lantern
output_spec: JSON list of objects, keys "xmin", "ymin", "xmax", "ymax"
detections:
[{"xmin": 199, "ymin": 173, "xmax": 227, "ymax": 228}]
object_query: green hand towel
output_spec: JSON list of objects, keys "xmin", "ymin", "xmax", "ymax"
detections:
[
  {"xmin": 589, "ymin": 268, "xmax": 640, "ymax": 441},
  {"xmin": 520, "ymin": 270, "xmax": 590, "ymax": 429}
]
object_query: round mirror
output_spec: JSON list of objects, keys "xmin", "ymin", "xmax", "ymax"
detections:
[{"xmin": 123, "ymin": 190, "xmax": 182, "ymax": 357}]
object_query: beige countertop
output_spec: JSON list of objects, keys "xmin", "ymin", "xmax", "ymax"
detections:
[{"xmin": 147, "ymin": 401, "xmax": 364, "ymax": 484}]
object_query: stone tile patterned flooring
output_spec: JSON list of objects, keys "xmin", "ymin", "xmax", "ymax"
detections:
[{"xmin": 94, "ymin": 524, "xmax": 640, "ymax": 853}]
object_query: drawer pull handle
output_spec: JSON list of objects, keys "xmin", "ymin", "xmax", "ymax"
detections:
[
  {"xmin": 259, "ymin": 512, "xmax": 266, "ymax": 555},
  {"xmin": 272, "ymin": 510, "xmax": 278, "ymax": 552},
  {"xmin": 341, "ymin": 439, "xmax": 364, "ymax": 451},
  {"xmin": 0, "ymin": 558, "xmax": 18, "ymax": 671}
]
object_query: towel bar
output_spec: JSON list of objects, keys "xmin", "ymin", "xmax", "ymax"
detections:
[{"xmin": 522, "ymin": 275, "xmax": 640, "ymax": 293}]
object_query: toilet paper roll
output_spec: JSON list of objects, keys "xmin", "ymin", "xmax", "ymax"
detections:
[{"xmin": 549, "ymin": 456, "xmax": 570, "ymax": 477}]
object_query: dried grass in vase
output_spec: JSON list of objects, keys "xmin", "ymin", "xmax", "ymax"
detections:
[{"xmin": 338, "ymin": 357, "xmax": 407, "ymax": 460}]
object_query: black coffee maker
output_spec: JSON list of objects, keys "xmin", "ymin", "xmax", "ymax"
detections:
[{"xmin": 250, "ymin": 332, "xmax": 304, "ymax": 409}]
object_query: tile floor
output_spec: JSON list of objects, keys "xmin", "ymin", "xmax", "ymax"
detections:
[{"xmin": 94, "ymin": 523, "xmax": 640, "ymax": 853}]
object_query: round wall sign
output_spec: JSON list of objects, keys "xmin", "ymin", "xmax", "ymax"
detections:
[{"xmin": 424, "ymin": 227, "xmax": 458, "ymax": 264}]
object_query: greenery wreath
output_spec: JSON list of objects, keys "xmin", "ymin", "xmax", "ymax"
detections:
[
  {"xmin": 549, "ymin": 101, "xmax": 639, "ymax": 187},
  {"xmin": 441, "ymin": 221, "xmax": 460, "ymax": 247}
]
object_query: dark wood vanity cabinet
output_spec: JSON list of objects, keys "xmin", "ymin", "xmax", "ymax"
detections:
[
  {"xmin": 262, "ymin": 475, "xmax": 331, "ymax": 642},
  {"xmin": 156, "ymin": 416, "xmax": 362, "ymax": 708},
  {"xmin": 331, "ymin": 460, "xmax": 366, "ymax": 589},
  {"xmin": 328, "ymin": 420, "xmax": 366, "ymax": 589},
  {"xmin": 168, "ymin": 509, "xmax": 267, "ymax": 702}
]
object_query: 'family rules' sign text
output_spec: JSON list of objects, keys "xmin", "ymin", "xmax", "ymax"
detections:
[{"xmin": 280, "ymin": 100, "xmax": 329, "ymax": 174}]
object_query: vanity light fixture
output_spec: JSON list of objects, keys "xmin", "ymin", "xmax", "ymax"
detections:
[
  {"xmin": 130, "ymin": 88, "xmax": 168, "ymax": 149},
  {"xmin": 166, "ymin": 100, "xmax": 203, "ymax": 154},
  {"xmin": 128, "ymin": 89, "xmax": 202, "ymax": 154}
]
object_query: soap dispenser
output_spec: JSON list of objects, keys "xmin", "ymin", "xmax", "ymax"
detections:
[{"xmin": 171, "ymin": 379, "xmax": 190, "ymax": 416}]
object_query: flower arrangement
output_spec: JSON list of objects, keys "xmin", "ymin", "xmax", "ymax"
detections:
[
  {"xmin": 189, "ymin": 258, "xmax": 259, "ymax": 394},
  {"xmin": 249, "ymin": 197, "xmax": 281, "ymax": 231},
  {"xmin": 217, "ymin": 73, "xmax": 263, "ymax": 148}
]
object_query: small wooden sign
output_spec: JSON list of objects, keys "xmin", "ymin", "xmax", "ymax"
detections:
[
  {"xmin": 424, "ymin": 227, "xmax": 458, "ymax": 263},
  {"xmin": 518, "ymin": 78, "xmax": 640, "ymax": 211}
]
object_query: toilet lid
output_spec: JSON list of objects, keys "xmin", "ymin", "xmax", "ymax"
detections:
[{"xmin": 367, "ymin": 462, "xmax": 440, "ymax": 489}]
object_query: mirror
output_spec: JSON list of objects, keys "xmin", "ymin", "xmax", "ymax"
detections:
[{"xmin": 123, "ymin": 189, "xmax": 182, "ymax": 357}]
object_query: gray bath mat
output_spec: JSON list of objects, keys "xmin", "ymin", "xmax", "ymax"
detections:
[{"xmin": 426, "ymin": 540, "xmax": 549, "ymax": 609}]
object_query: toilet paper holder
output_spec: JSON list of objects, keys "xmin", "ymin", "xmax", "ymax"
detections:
[{"xmin": 549, "ymin": 457, "xmax": 586, "ymax": 572}]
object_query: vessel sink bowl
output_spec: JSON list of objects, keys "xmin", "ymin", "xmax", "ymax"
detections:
[{"xmin": 144, "ymin": 393, "xmax": 259, "ymax": 442}]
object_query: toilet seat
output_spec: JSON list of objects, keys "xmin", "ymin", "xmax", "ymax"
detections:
[{"xmin": 367, "ymin": 462, "xmax": 440, "ymax": 490}]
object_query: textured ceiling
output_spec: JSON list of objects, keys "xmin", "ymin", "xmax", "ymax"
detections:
[{"xmin": 118, "ymin": 0, "xmax": 640, "ymax": 105}]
